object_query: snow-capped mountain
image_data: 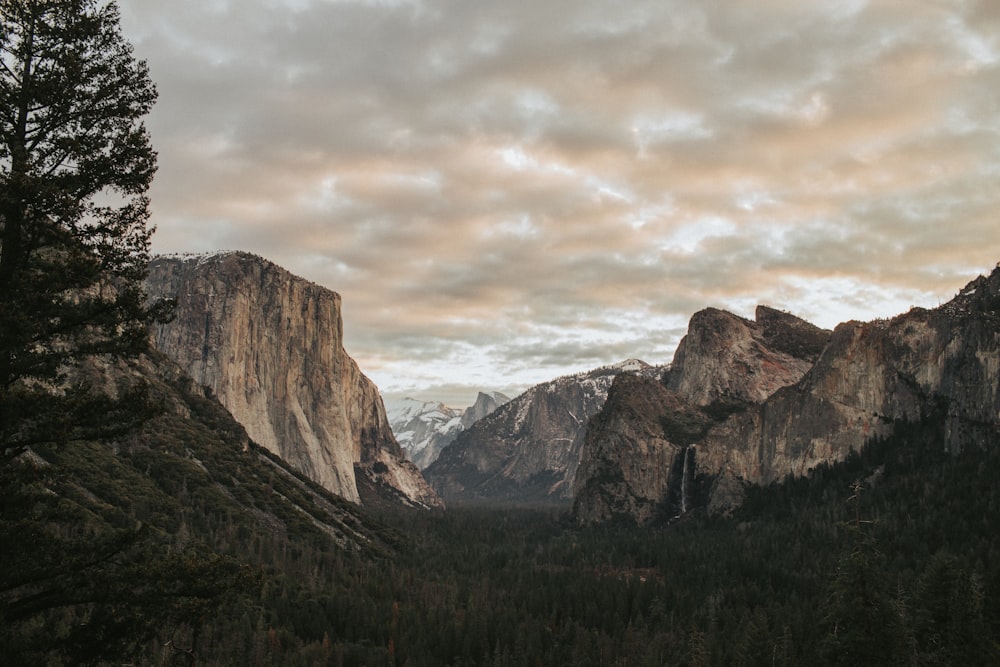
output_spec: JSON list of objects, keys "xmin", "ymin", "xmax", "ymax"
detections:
[
  {"xmin": 423, "ymin": 360, "xmax": 665, "ymax": 506},
  {"xmin": 386, "ymin": 392, "xmax": 510, "ymax": 469}
]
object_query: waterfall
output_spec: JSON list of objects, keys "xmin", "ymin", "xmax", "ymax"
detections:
[{"xmin": 680, "ymin": 446, "xmax": 691, "ymax": 514}]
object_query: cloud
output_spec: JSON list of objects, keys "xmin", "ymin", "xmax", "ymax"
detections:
[{"xmin": 118, "ymin": 0, "xmax": 1000, "ymax": 405}]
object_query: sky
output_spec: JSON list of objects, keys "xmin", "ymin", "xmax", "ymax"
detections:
[{"xmin": 117, "ymin": 0, "xmax": 1000, "ymax": 407}]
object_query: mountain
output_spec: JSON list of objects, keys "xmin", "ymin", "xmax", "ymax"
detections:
[
  {"xmin": 144, "ymin": 252, "xmax": 442, "ymax": 510},
  {"xmin": 386, "ymin": 391, "xmax": 510, "ymax": 470},
  {"xmin": 665, "ymin": 305, "xmax": 830, "ymax": 408},
  {"xmin": 424, "ymin": 360, "xmax": 663, "ymax": 506},
  {"xmin": 573, "ymin": 266, "xmax": 1000, "ymax": 524},
  {"xmin": 572, "ymin": 374, "xmax": 698, "ymax": 525},
  {"xmin": 460, "ymin": 391, "xmax": 511, "ymax": 429},
  {"xmin": 385, "ymin": 398, "xmax": 462, "ymax": 469},
  {"xmin": 4, "ymin": 346, "xmax": 403, "ymax": 662},
  {"xmin": 697, "ymin": 268, "xmax": 1000, "ymax": 505},
  {"xmin": 574, "ymin": 307, "xmax": 829, "ymax": 524}
]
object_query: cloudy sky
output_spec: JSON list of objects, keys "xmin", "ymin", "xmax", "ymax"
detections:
[{"xmin": 118, "ymin": 0, "xmax": 1000, "ymax": 407}]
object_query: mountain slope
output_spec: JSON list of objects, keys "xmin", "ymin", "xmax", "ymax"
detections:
[
  {"xmin": 573, "ymin": 308, "xmax": 828, "ymax": 524},
  {"xmin": 386, "ymin": 391, "xmax": 510, "ymax": 469},
  {"xmin": 2, "ymin": 347, "xmax": 401, "ymax": 661},
  {"xmin": 145, "ymin": 252, "xmax": 441, "ymax": 509},
  {"xmin": 699, "ymin": 267, "xmax": 1000, "ymax": 498},
  {"xmin": 425, "ymin": 360, "xmax": 663, "ymax": 505},
  {"xmin": 666, "ymin": 305, "xmax": 830, "ymax": 408},
  {"xmin": 573, "ymin": 266, "xmax": 1000, "ymax": 524},
  {"xmin": 385, "ymin": 399, "xmax": 463, "ymax": 469}
]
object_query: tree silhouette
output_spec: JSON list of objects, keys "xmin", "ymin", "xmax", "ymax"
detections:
[{"xmin": 0, "ymin": 0, "xmax": 166, "ymax": 459}]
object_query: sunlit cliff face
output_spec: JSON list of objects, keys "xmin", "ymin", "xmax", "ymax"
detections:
[{"xmin": 120, "ymin": 0, "xmax": 1000, "ymax": 404}]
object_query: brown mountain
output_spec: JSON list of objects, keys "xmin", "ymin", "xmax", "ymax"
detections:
[
  {"xmin": 573, "ymin": 307, "xmax": 829, "ymax": 524},
  {"xmin": 573, "ymin": 266, "xmax": 1000, "ymax": 524},
  {"xmin": 424, "ymin": 360, "xmax": 663, "ymax": 506},
  {"xmin": 145, "ymin": 252, "xmax": 441, "ymax": 510}
]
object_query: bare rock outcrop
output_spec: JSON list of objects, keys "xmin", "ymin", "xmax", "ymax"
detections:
[
  {"xmin": 461, "ymin": 391, "xmax": 511, "ymax": 430},
  {"xmin": 572, "ymin": 374, "xmax": 699, "ymax": 525},
  {"xmin": 699, "ymin": 269, "xmax": 1000, "ymax": 491},
  {"xmin": 145, "ymin": 252, "xmax": 442, "ymax": 509},
  {"xmin": 425, "ymin": 360, "xmax": 663, "ymax": 505},
  {"xmin": 574, "ymin": 308, "xmax": 828, "ymax": 524},
  {"xmin": 666, "ymin": 305, "xmax": 829, "ymax": 408},
  {"xmin": 573, "ymin": 265, "xmax": 1000, "ymax": 524}
]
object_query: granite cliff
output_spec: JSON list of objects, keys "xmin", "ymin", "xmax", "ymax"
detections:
[
  {"xmin": 145, "ymin": 252, "xmax": 442, "ymax": 509},
  {"xmin": 424, "ymin": 360, "xmax": 663, "ymax": 506},
  {"xmin": 572, "ymin": 375, "xmax": 700, "ymax": 525},
  {"xmin": 666, "ymin": 305, "xmax": 830, "ymax": 408},
  {"xmin": 574, "ymin": 267, "xmax": 1000, "ymax": 524},
  {"xmin": 698, "ymin": 269, "xmax": 1000, "ymax": 505},
  {"xmin": 574, "ymin": 307, "xmax": 828, "ymax": 524}
]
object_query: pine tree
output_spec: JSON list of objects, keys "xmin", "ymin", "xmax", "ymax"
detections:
[
  {"xmin": 820, "ymin": 529, "xmax": 907, "ymax": 665},
  {"xmin": 0, "ymin": 3, "xmax": 247, "ymax": 663},
  {"xmin": 0, "ymin": 0, "xmax": 165, "ymax": 459}
]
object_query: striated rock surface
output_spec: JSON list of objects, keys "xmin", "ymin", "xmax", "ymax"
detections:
[
  {"xmin": 386, "ymin": 391, "xmax": 510, "ymax": 470},
  {"xmin": 572, "ymin": 375, "xmax": 700, "ymax": 525},
  {"xmin": 425, "ymin": 360, "xmax": 663, "ymax": 506},
  {"xmin": 574, "ymin": 265, "xmax": 1000, "ymax": 524},
  {"xmin": 699, "ymin": 269, "xmax": 1000, "ymax": 494},
  {"xmin": 666, "ymin": 305, "xmax": 830, "ymax": 408},
  {"xmin": 574, "ymin": 308, "xmax": 827, "ymax": 524},
  {"xmin": 145, "ymin": 252, "xmax": 442, "ymax": 509},
  {"xmin": 461, "ymin": 391, "xmax": 511, "ymax": 430}
]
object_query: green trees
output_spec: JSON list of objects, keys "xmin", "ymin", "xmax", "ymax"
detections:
[
  {"xmin": 820, "ymin": 532, "xmax": 907, "ymax": 665},
  {"xmin": 0, "ymin": 2, "xmax": 237, "ymax": 662},
  {"xmin": 0, "ymin": 0, "xmax": 162, "ymax": 458},
  {"xmin": 913, "ymin": 552, "xmax": 991, "ymax": 665}
]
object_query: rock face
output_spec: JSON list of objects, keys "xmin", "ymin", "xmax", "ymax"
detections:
[
  {"xmin": 386, "ymin": 392, "xmax": 510, "ymax": 470},
  {"xmin": 572, "ymin": 375, "xmax": 699, "ymax": 525},
  {"xmin": 424, "ymin": 360, "xmax": 663, "ymax": 505},
  {"xmin": 699, "ymin": 269, "xmax": 1000, "ymax": 494},
  {"xmin": 573, "ymin": 266, "xmax": 1000, "ymax": 524},
  {"xmin": 461, "ymin": 391, "xmax": 511, "ymax": 430},
  {"xmin": 573, "ymin": 308, "xmax": 828, "ymax": 524},
  {"xmin": 667, "ymin": 305, "xmax": 829, "ymax": 408},
  {"xmin": 385, "ymin": 399, "xmax": 464, "ymax": 470},
  {"xmin": 145, "ymin": 252, "xmax": 442, "ymax": 509}
]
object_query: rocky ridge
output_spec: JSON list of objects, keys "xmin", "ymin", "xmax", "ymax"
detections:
[
  {"xmin": 386, "ymin": 391, "xmax": 510, "ymax": 470},
  {"xmin": 573, "ymin": 307, "xmax": 829, "ymax": 524},
  {"xmin": 145, "ymin": 252, "xmax": 442, "ymax": 509},
  {"xmin": 424, "ymin": 360, "xmax": 663, "ymax": 505},
  {"xmin": 666, "ymin": 305, "xmax": 830, "ymax": 408},
  {"xmin": 699, "ymin": 269, "xmax": 1000, "ymax": 503},
  {"xmin": 573, "ymin": 266, "xmax": 1000, "ymax": 524}
]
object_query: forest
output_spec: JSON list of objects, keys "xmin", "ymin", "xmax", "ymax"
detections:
[
  {"xmin": 14, "ymin": 404, "xmax": 991, "ymax": 666},
  {"xmin": 219, "ymin": 413, "xmax": 1000, "ymax": 666}
]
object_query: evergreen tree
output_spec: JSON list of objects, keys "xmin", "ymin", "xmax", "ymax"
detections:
[
  {"xmin": 820, "ymin": 529, "xmax": 907, "ymax": 666},
  {"xmin": 0, "ymin": 3, "xmax": 252, "ymax": 663},
  {"xmin": 0, "ymin": 0, "xmax": 165, "ymax": 459},
  {"xmin": 914, "ymin": 552, "xmax": 993, "ymax": 665}
]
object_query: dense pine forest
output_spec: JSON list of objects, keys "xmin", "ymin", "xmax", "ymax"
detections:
[
  {"xmin": 13, "ymin": 403, "xmax": 993, "ymax": 665},
  {"xmin": 227, "ymin": 413, "xmax": 1000, "ymax": 666}
]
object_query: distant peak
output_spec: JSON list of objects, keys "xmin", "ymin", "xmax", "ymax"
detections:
[
  {"xmin": 155, "ymin": 249, "xmax": 246, "ymax": 262},
  {"xmin": 611, "ymin": 359, "xmax": 651, "ymax": 372}
]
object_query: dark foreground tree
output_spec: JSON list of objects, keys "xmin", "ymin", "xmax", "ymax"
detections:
[
  {"xmin": 0, "ymin": 0, "xmax": 163, "ymax": 458},
  {"xmin": 0, "ymin": 3, "xmax": 252, "ymax": 663}
]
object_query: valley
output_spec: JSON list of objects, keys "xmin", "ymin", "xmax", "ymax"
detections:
[{"xmin": 6, "ymin": 253, "xmax": 1000, "ymax": 664}]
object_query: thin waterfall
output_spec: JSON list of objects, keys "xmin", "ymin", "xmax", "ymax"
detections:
[{"xmin": 680, "ymin": 445, "xmax": 690, "ymax": 514}]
